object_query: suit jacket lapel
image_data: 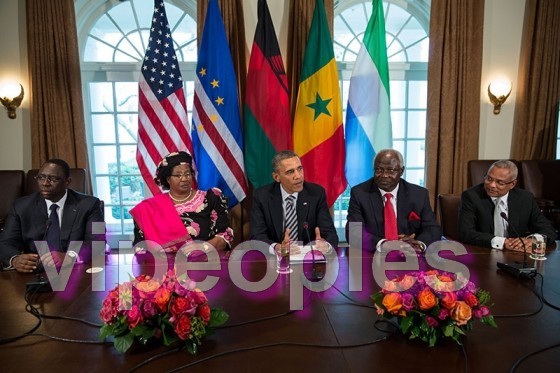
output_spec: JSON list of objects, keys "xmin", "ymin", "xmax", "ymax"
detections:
[
  {"xmin": 297, "ymin": 187, "xmax": 310, "ymax": 238},
  {"xmin": 270, "ymin": 184, "xmax": 284, "ymax": 241},
  {"xmin": 369, "ymin": 181, "xmax": 383, "ymax": 231},
  {"xmin": 33, "ymin": 194, "xmax": 49, "ymax": 233}
]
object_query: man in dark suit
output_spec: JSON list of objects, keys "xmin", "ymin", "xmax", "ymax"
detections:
[
  {"xmin": 458, "ymin": 160, "xmax": 556, "ymax": 250},
  {"xmin": 250, "ymin": 150, "xmax": 338, "ymax": 253},
  {"xmin": 0, "ymin": 159, "xmax": 105, "ymax": 272},
  {"xmin": 346, "ymin": 149, "xmax": 441, "ymax": 252}
]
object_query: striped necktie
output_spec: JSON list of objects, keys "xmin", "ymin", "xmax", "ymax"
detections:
[{"xmin": 285, "ymin": 195, "xmax": 298, "ymax": 241}]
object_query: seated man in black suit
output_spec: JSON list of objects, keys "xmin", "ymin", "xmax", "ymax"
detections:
[
  {"xmin": 458, "ymin": 160, "xmax": 556, "ymax": 250},
  {"xmin": 250, "ymin": 150, "xmax": 338, "ymax": 254},
  {"xmin": 346, "ymin": 149, "xmax": 441, "ymax": 252},
  {"xmin": 0, "ymin": 159, "xmax": 105, "ymax": 272}
]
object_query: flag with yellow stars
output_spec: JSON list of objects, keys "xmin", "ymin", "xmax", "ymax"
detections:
[
  {"xmin": 293, "ymin": 0, "xmax": 347, "ymax": 206},
  {"xmin": 191, "ymin": 0, "xmax": 247, "ymax": 207}
]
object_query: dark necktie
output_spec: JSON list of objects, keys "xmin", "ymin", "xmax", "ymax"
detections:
[
  {"xmin": 285, "ymin": 195, "xmax": 298, "ymax": 241},
  {"xmin": 384, "ymin": 193, "xmax": 398, "ymax": 240},
  {"xmin": 47, "ymin": 204, "xmax": 61, "ymax": 250}
]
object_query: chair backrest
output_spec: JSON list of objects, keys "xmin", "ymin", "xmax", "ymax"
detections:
[
  {"xmin": 467, "ymin": 159, "xmax": 523, "ymax": 188},
  {"xmin": 438, "ymin": 194, "xmax": 461, "ymax": 240},
  {"xmin": 25, "ymin": 168, "xmax": 90, "ymax": 195},
  {"xmin": 520, "ymin": 160, "xmax": 560, "ymax": 203},
  {"xmin": 0, "ymin": 170, "xmax": 25, "ymax": 230}
]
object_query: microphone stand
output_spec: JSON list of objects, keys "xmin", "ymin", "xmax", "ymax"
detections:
[
  {"xmin": 303, "ymin": 222, "xmax": 324, "ymax": 282},
  {"xmin": 496, "ymin": 212, "xmax": 536, "ymax": 278},
  {"xmin": 26, "ymin": 220, "xmax": 53, "ymax": 293}
]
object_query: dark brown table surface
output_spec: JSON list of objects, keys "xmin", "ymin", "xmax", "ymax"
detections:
[{"xmin": 1, "ymin": 243, "xmax": 559, "ymax": 373}]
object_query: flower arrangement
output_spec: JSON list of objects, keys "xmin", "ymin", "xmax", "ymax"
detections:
[
  {"xmin": 372, "ymin": 270, "xmax": 497, "ymax": 347},
  {"xmin": 99, "ymin": 270, "xmax": 228, "ymax": 354}
]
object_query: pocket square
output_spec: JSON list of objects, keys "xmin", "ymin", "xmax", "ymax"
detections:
[{"xmin": 408, "ymin": 211, "xmax": 420, "ymax": 221}]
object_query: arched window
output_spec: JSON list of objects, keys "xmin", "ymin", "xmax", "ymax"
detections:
[
  {"xmin": 333, "ymin": 0, "xmax": 430, "ymax": 235},
  {"xmin": 76, "ymin": 0, "xmax": 197, "ymax": 245}
]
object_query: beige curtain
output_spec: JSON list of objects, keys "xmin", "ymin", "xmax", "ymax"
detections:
[
  {"xmin": 287, "ymin": 0, "xmax": 333, "ymax": 116},
  {"xmin": 425, "ymin": 0, "xmax": 485, "ymax": 208},
  {"xmin": 197, "ymin": 0, "xmax": 249, "ymax": 245},
  {"xmin": 26, "ymin": 0, "xmax": 89, "ymax": 171},
  {"xmin": 511, "ymin": 0, "xmax": 560, "ymax": 160}
]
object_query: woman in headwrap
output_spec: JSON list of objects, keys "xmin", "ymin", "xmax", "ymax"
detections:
[{"xmin": 130, "ymin": 151, "xmax": 233, "ymax": 253}]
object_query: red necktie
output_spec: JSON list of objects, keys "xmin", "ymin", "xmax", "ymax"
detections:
[{"xmin": 384, "ymin": 193, "xmax": 398, "ymax": 240}]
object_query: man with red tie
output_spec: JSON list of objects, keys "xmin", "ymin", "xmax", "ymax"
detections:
[{"xmin": 345, "ymin": 149, "xmax": 441, "ymax": 252}]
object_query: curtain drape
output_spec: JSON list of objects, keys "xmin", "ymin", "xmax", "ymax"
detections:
[
  {"xmin": 425, "ymin": 0, "xmax": 485, "ymax": 209},
  {"xmin": 26, "ymin": 0, "xmax": 89, "ymax": 174},
  {"xmin": 197, "ymin": 0, "xmax": 249, "ymax": 245},
  {"xmin": 511, "ymin": 0, "xmax": 560, "ymax": 160},
  {"xmin": 287, "ymin": 0, "xmax": 333, "ymax": 117}
]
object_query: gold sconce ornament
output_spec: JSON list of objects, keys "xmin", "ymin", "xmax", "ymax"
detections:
[
  {"xmin": 488, "ymin": 80, "xmax": 512, "ymax": 115},
  {"xmin": 0, "ymin": 83, "xmax": 25, "ymax": 119}
]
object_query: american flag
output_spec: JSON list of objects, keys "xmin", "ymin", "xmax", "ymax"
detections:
[
  {"xmin": 137, "ymin": 0, "xmax": 194, "ymax": 196},
  {"xmin": 191, "ymin": 0, "xmax": 247, "ymax": 207}
]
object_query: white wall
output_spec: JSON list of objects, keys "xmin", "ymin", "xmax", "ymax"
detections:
[
  {"xmin": 0, "ymin": 0, "xmax": 527, "ymax": 171},
  {"xmin": 479, "ymin": 0, "xmax": 526, "ymax": 159}
]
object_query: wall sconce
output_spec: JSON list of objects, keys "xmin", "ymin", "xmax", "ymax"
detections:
[
  {"xmin": 488, "ymin": 80, "xmax": 512, "ymax": 115},
  {"xmin": 0, "ymin": 82, "xmax": 25, "ymax": 119}
]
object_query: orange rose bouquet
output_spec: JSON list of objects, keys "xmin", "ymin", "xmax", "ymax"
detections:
[
  {"xmin": 99, "ymin": 270, "xmax": 228, "ymax": 354},
  {"xmin": 372, "ymin": 270, "xmax": 496, "ymax": 347}
]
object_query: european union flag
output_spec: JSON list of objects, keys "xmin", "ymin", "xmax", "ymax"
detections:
[{"xmin": 191, "ymin": 0, "xmax": 248, "ymax": 207}]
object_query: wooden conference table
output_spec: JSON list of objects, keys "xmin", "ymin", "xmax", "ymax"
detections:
[{"xmin": 0, "ymin": 243, "xmax": 559, "ymax": 373}]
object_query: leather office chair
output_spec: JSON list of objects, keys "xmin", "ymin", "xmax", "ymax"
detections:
[
  {"xmin": 438, "ymin": 194, "xmax": 461, "ymax": 240},
  {"xmin": 0, "ymin": 170, "xmax": 25, "ymax": 231},
  {"xmin": 25, "ymin": 168, "xmax": 90, "ymax": 195},
  {"xmin": 520, "ymin": 160, "xmax": 560, "ymax": 230},
  {"xmin": 467, "ymin": 159, "xmax": 523, "ymax": 188}
]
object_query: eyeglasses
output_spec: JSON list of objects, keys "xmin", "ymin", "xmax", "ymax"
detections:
[
  {"xmin": 170, "ymin": 173, "xmax": 193, "ymax": 179},
  {"xmin": 374, "ymin": 168, "xmax": 401, "ymax": 176},
  {"xmin": 484, "ymin": 175, "xmax": 516, "ymax": 187},
  {"xmin": 34, "ymin": 174, "xmax": 63, "ymax": 184}
]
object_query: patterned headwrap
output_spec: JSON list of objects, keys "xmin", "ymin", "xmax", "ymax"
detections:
[{"xmin": 154, "ymin": 151, "xmax": 193, "ymax": 189}]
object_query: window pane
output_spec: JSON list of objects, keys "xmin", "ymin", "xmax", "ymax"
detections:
[
  {"xmin": 405, "ymin": 140, "xmax": 425, "ymax": 168},
  {"xmin": 89, "ymin": 82, "xmax": 114, "ymax": 112},
  {"xmin": 390, "ymin": 81, "xmax": 406, "ymax": 109},
  {"xmin": 120, "ymin": 145, "xmax": 138, "ymax": 173},
  {"xmin": 407, "ymin": 111, "xmax": 426, "ymax": 139},
  {"xmin": 116, "ymin": 114, "xmax": 138, "ymax": 143},
  {"xmin": 95, "ymin": 176, "xmax": 112, "ymax": 204},
  {"xmin": 94, "ymin": 145, "xmax": 117, "ymax": 173},
  {"xmin": 408, "ymin": 81, "xmax": 427, "ymax": 109},
  {"xmin": 391, "ymin": 110, "xmax": 405, "ymax": 138},
  {"xmin": 404, "ymin": 169, "xmax": 425, "ymax": 187},
  {"xmin": 115, "ymin": 82, "xmax": 138, "ymax": 112},
  {"xmin": 91, "ymin": 114, "xmax": 116, "ymax": 143}
]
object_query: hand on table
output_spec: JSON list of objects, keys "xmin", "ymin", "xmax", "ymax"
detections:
[{"xmin": 13, "ymin": 253, "xmax": 39, "ymax": 273}]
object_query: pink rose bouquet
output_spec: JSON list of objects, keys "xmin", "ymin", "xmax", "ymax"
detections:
[
  {"xmin": 99, "ymin": 270, "xmax": 228, "ymax": 354},
  {"xmin": 372, "ymin": 270, "xmax": 496, "ymax": 347}
]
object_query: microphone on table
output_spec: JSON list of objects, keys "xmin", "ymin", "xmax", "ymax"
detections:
[
  {"xmin": 303, "ymin": 222, "xmax": 324, "ymax": 282},
  {"xmin": 496, "ymin": 212, "xmax": 536, "ymax": 278}
]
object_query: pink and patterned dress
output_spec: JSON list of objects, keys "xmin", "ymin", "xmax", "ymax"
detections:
[{"xmin": 131, "ymin": 188, "xmax": 233, "ymax": 252}]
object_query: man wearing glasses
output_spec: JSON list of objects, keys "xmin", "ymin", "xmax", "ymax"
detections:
[
  {"xmin": 457, "ymin": 160, "xmax": 556, "ymax": 250},
  {"xmin": 346, "ymin": 149, "xmax": 441, "ymax": 252},
  {"xmin": 0, "ymin": 159, "xmax": 105, "ymax": 272}
]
